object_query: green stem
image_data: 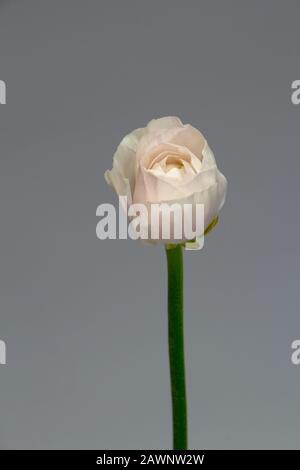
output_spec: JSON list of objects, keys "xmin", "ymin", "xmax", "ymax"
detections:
[{"xmin": 165, "ymin": 244, "xmax": 188, "ymax": 450}]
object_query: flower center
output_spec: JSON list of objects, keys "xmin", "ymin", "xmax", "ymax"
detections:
[{"xmin": 165, "ymin": 155, "xmax": 185, "ymax": 172}]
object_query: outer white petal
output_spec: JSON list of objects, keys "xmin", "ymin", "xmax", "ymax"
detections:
[
  {"xmin": 104, "ymin": 127, "xmax": 146, "ymax": 201},
  {"xmin": 193, "ymin": 179, "xmax": 227, "ymax": 230},
  {"xmin": 201, "ymin": 141, "xmax": 227, "ymax": 211},
  {"xmin": 215, "ymin": 168, "xmax": 227, "ymax": 212},
  {"xmin": 201, "ymin": 140, "xmax": 216, "ymax": 168},
  {"xmin": 113, "ymin": 127, "xmax": 145, "ymax": 182},
  {"xmin": 104, "ymin": 168, "xmax": 132, "ymax": 203},
  {"xmin": 146, "ymin": 116, "xmax": 183, "ymax": 132}
]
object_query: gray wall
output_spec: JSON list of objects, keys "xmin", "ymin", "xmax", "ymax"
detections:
[{"xmin": 0, "ymin": 0, "xmax": 300, "ymax": 449}]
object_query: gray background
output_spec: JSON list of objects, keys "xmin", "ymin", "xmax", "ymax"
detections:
[{"xmin": 0, "ymin": 0, "xmax": 299, "ymax": 450}]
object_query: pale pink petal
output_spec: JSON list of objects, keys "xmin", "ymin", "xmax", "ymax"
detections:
[
  {"xmin": 146, "ymin": 116, "xmax": 183, "ymax": 132},
  {"xmin": 105, "ymin": 127, "xmax": 146, "ymax": 200},
  {"xmin": 169, "ymin": 125, "xmax": 205, "ymax": 160}
]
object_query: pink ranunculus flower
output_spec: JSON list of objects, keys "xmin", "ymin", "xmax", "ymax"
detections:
[{"xmin": 105, "ymin": 116, "xmax": 227, "ymax": 248}]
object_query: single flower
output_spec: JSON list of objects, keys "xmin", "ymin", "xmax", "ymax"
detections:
[
  {"xmin": 105, "ymin": 117, "xmax": 227, "ymax": 248},
  {"xmin": 104, "ymin": 116, "xmax": 228, "ymax": 449}
]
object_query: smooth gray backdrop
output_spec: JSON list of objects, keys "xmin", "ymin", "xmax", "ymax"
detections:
[{"xmin": 0, "ymin": 0, "xmax": 300, "ymax": 449}]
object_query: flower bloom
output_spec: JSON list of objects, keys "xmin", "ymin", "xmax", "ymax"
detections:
[{"xmin": 105, "ymin": 116, "xmax": 227, "ymax": 248}]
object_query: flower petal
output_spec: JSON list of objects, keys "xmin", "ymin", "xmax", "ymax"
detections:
[
  {"xmin": 169, "ymin": 125, "xmax": 205, "ymax": 160},
  {"xmin": 146, "ymin": 116, "xmax": 183, "ymax": 132},
  {"xmin": 105, "ymin": 127, "xmax": 146, "ymax": 200}
]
